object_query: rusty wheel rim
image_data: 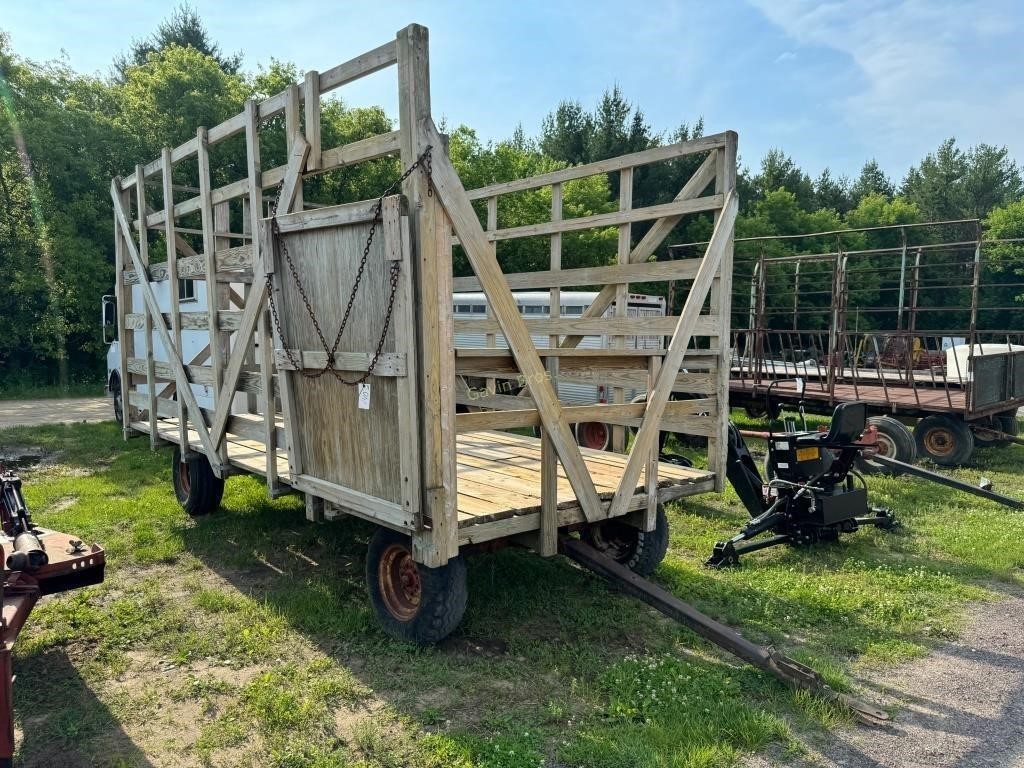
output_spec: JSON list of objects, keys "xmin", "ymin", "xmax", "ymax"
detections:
[
  {"xmin": 874, "ymin": 432, "xmax": 896, "ymax": 459},
  {"xmin": 379, "ymin": 543, "xmax": 421, "ymax": 621},
  {"xmin": 924, "ymin": 427, "xmax": 955, "ymax": 457},
  {"xmin": 578, "ymin": 422, "xmax": 609, "ymax": 450},
  {"xmin": 178, "ymin": 460, "xmax": 191, "ymax": 495}
]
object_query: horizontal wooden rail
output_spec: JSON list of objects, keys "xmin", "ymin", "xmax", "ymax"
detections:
[
  {"xmin": 482, "ymin": 195, "xmax": 723, "ymax": 242},
  {"xmin": 274, "ymin": 350, "xmax": 407, "ymax": 376},
  {"xmin": 127, "ymin": 392, "xmax": 286, "ymax": 447},
  {"xmin": 455, "ymin": 399, "xmax": 718, "ymax": 433},
  {"xmin": 125, "ymin": 311, "xmax": 242, "ymax": 332},
  {"xmin": 123, "ymin": 245, "xmax": 253, "ymax": 284},
  {"xmin": 465, "ymin": 133, "xmax": 729, "ymax": 200},
  {"xmin": 453, "ymin": 315, "xmax": 720, "ymax": 337},
  {"xmin": 126, "ymin": 357, "xmax": 278, "ymax": 398},
  {"xmin": 452, "ymin": 257, "xmax": 701, "ymax": 293}
]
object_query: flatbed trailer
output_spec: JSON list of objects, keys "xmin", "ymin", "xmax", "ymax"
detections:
[
  {"xmin": 109, "ymin": 24, "xmax": 738, "ymax": 641},
  {"xmin": 699, "ymin": 230, "xmax": 1024, "ymax": 465}
]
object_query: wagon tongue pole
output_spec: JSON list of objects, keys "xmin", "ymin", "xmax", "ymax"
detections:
[{"xmin": 559, "ymin": 536, "xmax": 890, "ymax": 726}]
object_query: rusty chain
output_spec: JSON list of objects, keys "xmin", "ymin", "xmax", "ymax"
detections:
[{"xmin": 265, "ymin": 145, "xmax": 433, "ymax": 384}]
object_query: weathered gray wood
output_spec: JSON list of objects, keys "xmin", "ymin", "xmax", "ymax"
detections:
[
  {"xmin": 113, "ymin": 181, "xmax": 135, "ymax": 435},
  {"xmin": 466, "ymin": 133, "xmax": 729, "ymax": 200},
  {"xmin": 423, "ymin": 118, "xmax": 604, "ymax": 523},
  {"xmin": 453, "ymin": 315, "xmax": 719, "ymax": 337},
  {"xmin": 273, "ymin": 349, "xmax": 406, "ymax": 376},
  {"xmin": 134, "ymin": 165, "xmax": 159, "ymax": 448},
  {"xmin": 559, "ymin": 150, "xmax": 719, "ymax": 350},
  {"xmin": 607, "ymin": 190, "xmax": 738, "ymax": 518},
  {"xmin": 162, "ymin": 147, "xmax": 189, "ymax": 452},
  {"xmin": 303, "ymin": 70, "xmax": 321, "ymax": 171},
  {"xmin": 110, "ymin": 181, "xmax": 221, "ymax": 467}
]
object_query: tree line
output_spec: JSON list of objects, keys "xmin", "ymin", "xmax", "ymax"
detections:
[{"xmin": 1, "ymin": 6, "xmax": 1022, "ymax": 389}]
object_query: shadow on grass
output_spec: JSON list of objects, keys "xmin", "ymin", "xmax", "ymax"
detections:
[{"xmin": 14, "ymin": 650, "xmax": 155, "ymax": 768}]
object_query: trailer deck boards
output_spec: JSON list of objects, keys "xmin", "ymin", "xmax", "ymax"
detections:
[
  {"xmin": 730, "ymin": 379, "xmax": 969, "ymax": 414},
  {"xmin": 143, "ymin": 417, "xmax": 713, "ymax": 528}
]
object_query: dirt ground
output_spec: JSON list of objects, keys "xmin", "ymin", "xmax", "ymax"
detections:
[
  {"xmin": 0, "ymin": 397, "xmax": 110, "ymax": 428},
  {"xmin": 748, "ymin": 590, "xmax": 1024, "ymax": 768}
]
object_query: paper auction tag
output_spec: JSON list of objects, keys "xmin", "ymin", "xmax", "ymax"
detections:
[{"xmin": 357, "ymin": 382, "xmax": 371, "ymax": 410}]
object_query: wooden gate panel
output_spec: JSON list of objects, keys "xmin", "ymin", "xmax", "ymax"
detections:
[{"xmin": 270, "ymin": 205, "xmax": 409, "ymax": 506}]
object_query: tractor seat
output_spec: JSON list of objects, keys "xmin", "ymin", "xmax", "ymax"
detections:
[{"xmin": 794, "ymin": 401, "xmax": 868, "ymax": 448}]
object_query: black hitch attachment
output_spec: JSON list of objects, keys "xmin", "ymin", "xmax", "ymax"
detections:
[{"xmin": 561, "ymin": 536, "xmax": 890, "ymax": 726}]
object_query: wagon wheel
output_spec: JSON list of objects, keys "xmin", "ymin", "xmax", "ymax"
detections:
[
  {"xmin": 914, "ymin": 415, "xmax": 974, "ymax": 466},
  {"xmin": 581, "ymin": 503, "xmax": 669, "ymax": 577},
  {"xmin": 575, "ymin": 421, "xmax": 611, "ymax": 451},
  {"xmin": 171, "ymin": 446, "xmax": 224, "ymax": 516},
  {"xmin": 366, "ymin": 527, "xmax": 467, "ymax": 644},
  {"xmin": 856, "ymin": 416, "xmax": 916, "ymax": 475}
]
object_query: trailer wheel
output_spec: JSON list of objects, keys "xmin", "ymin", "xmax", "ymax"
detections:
[
  {"xmin": 914, "ymin": 415, "xmax": 974, "ymax": 466},
  {"xmin": 582, "ymin": 503, "xmax": 669, "ymax": 577},
  {"xmin": 856, "ymin": 416, "xmax": 917, "ymax": 475},
  {"xmin": 171, "ymin": 446, "xmax": 224, "ymax": 516},
  {"xmin": 576, "ymin": 421, "xmax": 611, "ymax": 451},
  {"xmin": 366, "ymin": 527, "xmax": 467, "ymax": 644},
  {"xmin": 974, "ymin": 411, "xmax": 1020, "ymax": 448}
]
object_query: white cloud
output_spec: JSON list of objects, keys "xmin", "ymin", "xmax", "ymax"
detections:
[
  {"xmin": 775, "ymin": 51, "xmax": 797, "ymax": 63},
  {"xmin": 746, "ymin": 0, "xmax": 1024, "ymax": 175}
]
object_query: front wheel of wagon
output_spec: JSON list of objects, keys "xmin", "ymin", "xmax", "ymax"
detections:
[
  {"xmin": 366, "ymin": 527, "xmax": 468, "ymax": 644},
  {"xmin": 581, "ymin": 503, "xmax": 669, "ymax": 577},
  {"xmin": 914, "ymin": 414, "xmax": 974, "ymax": 466},
  {"xmin": 171, "ymin": 446, "xmax": 224, "ymax": 516}
]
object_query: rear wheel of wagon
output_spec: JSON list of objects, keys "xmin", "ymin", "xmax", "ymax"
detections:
[
  {"xmin": 110, "ymin": 373, "xmax": 123, "ymax": 427},
  {"xmin": 914, "ymin": 414, "xmax": 974, "ymax": 466},
  {"xmin": 171, "ymin": 446, "xmax": 224, "ymax": 516},
  {"xmin": 581, "ymin": 503, "xmax": 669, "ymax": 577},
  {"xmin": 366, "ymin": 527, "xmax": 467, "ymax": 644},
  {"xmin": 856, "ymin": 416, "xmax": 917, "ymax": 475},
  {"xmin": 973, "ymin": 410, "xmax": 1020, "ymax": 448}
]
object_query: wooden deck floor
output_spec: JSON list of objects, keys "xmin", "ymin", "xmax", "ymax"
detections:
[
  {"xmin": 136, "ymin": 419, "xmax": 714, "ymax": 529},
  {"xmin": 730, "ymin": 379, "xmax": 968, "ymax": 412}
]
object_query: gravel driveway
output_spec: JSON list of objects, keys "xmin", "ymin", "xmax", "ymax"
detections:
[
  {"xmin": 0, "ymin": 397, "xmax": 111, "ymax": 428},
  {"xmin": 747, "ymin": 592, "xmax": 1024, "ymax": 767}
]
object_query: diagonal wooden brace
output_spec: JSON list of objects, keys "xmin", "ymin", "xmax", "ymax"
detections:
[
  {"xmin": 421, "ymin": 118, "xmax": 605, "ymax": 523},
  {"xmin": 110, "ymin": 181, "xmax": 223, "ymax": 472},
  {"xmin": 606, "ymin": 190, "xmax": 738, "ymax": 519},
  {"xmin": 559, "ymin": 150, "xmax": 719, "ymax": 350}
]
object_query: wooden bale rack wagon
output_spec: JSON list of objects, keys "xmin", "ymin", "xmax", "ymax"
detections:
[{"xmin": 109, "ymin": 24, "xmax": 738, "ymax": 642}]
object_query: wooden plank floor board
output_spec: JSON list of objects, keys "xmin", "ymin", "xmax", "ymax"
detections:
[{"xmin": 133, "ymin": 420, "xmax": 715, "ymax": 532}]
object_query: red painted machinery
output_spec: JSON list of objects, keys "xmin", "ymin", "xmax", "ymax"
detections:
[{"xmin": 0, "ymin": 467, "xmax": 105, "ymax": 767}]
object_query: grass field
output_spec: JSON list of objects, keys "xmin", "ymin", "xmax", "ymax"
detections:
[{"xmin": 2, "ymin": 414, "xmax": 1022, "ymax": 768}]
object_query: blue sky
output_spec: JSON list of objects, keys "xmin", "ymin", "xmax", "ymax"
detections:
[{"xmin": 3, "ymin": 0, "xmax": 1021, "ymax": 183}]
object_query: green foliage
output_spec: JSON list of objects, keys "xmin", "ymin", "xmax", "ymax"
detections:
[{"xmin": 984, "ymin": 199, "xmax": 1024, "ymax": 302}]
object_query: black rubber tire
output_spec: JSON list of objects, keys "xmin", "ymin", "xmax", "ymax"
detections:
[
  {"xmin": 365, "ymin": 527, "xmax": 467, "ymax": 644},
  {"xmin": 914, "ymin": 415, "xmax": 975, "ymax": 466},
  {"xmin": 974, "ymin": 410, "xmax": 1020, "ymax": 448},
  {"xmin": 110, "ymin": 373, "xmax": 123, "ymax": 427},
  {"xmin": 856, "ymin": 416, "xmax": 917, "ymax": 475},
  {"xmin": 171, "ymin": 446, "xmax": 224, "ymax": 516},
  {"xmin": 581, "ymin": 503, "xmax": 670, "ymax": 577},
  {"xmin": 999, "ymin": 411, "xmax": 1020, "ymax": 441}
]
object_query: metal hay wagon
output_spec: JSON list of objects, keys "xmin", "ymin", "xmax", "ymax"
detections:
[{"xmin": 108, "ymin": 24, "xmax": 738, "ymax": 641}]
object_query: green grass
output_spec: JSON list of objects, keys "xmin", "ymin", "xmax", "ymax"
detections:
[
  {"xmin": 0, "ymin": 380, "xmax": 104, "ymax": 400},
  {"xmin": 2, "ymin": 415, "xmax": 1021, "ymax": 767}
]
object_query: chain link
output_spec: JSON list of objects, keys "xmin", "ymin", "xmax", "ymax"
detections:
[{"xmin": 265, "ymin": 146, "xmax": 433, "ymax": 384}]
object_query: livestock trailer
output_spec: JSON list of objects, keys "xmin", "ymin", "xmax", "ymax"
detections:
[{"xmin": 109, "ymin": 24, "xmax": 738, "ymax": 641}]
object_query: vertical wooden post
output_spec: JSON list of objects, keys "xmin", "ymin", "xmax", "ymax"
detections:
[
  {"xmin": 244, "ymin": 98, "xmax": 279, "ymax": 493},
  {"xmin": 285, "ymin": 83, "xmax": 304, "ymax": 210},
  {"xmin": 398, "ymin": 23, "xmax": 458, "ymax": 567},
  {"xmin": 485, "ymin": 195, "xmax": 498, "ymax": 395},
  {"xmin": 708, "ymin": 132, "xmax": 737, "ymax": 490},
  {"xmin": 303, "ymin": 71, "xmax": 321, "ymax": 172},
  {"xmin": 239, "ymin": 198, "xmax": 258, "ymax": 414},
  {"xmin": 162, "ymin": 148, "xmax": 189, "ymax": 454},
  {"xmin": 643, "ymin": 355, "xmax": 661, "ymax": 530},
  {"xmin": 199, "ymin": 128, "xmax": 230, "ymax": 467},
  {"xmin": 539, "ymin": 181, "xmax": 563, "ymax": 554},
  {"xmin": 134, "ymin": 166, "xmax": 159, "ymax": 448},
  {"xmin": 113, "ymin": 181, "xmax": 136, "ymax": 437},
  {"xmin": 612, "ymin": 166, "xmax": 633, "ymax": 453}
]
